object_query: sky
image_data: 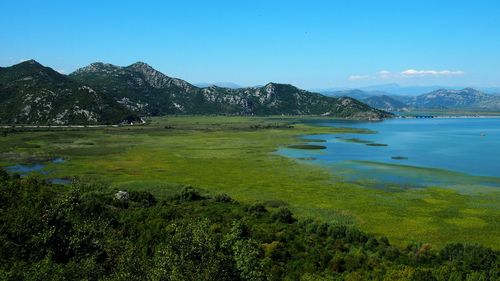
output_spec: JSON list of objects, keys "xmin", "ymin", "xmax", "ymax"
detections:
[{"xmin": 1, "ymin": 0, "xmax": 499, "ymax": 89}]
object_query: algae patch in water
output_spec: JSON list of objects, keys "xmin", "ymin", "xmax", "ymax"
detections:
[
  {"xmin": 287, "ymin": 144, "xmax": 326, "ymax": 150},
  {"xmin": 336, "ymin": 137, "xmax": 372, "ymax": 144},
  {"xmin": 392, "ymin": 156, "xmax": 409, "ymax": 160},
  {"xmin": 366, "ymin": 143, "xmax": 388, "ymax": 147}
]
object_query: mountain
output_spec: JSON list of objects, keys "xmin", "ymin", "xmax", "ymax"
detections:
[
  {"xmin": 374, "ymin": 88, "xmax": 500, "ymax": 110},
  {"xmin": 362, "ymin": 95, "xmax": 409, "ymax": 112},
  {"xmin": 0, "ymin": 60, "xmax": 138, "ymax": 125},
  {"xmin": 409, "ymin": 88, "xmax": 500, "ymax": 109},
  {"xmin": 194, "ymin": 82, "xmax": 242, "ymax": 89},
  {"xmin": 319, "ymin": 89, "xmax": 408, "ymax": 112},
  {"xmin": 70, "ymin": 62, "xmax": 199, "ymax": 116},
  {"xmin": 321, "ymin": 89, "xmax": 374, "ymax": 100},
  {"xmin": 325, "ymin": 87, "xmax": 500, "ymax": 112},
  {"xmin": 70, "ymin": 62, "xmax": 392, "ymax": 119},
  {"xmin": 359, "ymin": 84, "xmax": 466, "ymax": 96}
]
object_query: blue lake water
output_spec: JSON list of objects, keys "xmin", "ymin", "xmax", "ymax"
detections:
[
  {"xmin": 5, "ymin": 157, "xmax": 70, "ymax": 184},
  {"xmin": 279, "ymin": 118, "xmax": 500, "ymax": 187}
]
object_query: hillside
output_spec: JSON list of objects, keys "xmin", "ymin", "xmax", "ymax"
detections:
[
  {"xmin": 363, "ymin": 95, "xmax": 409, "ymax": 112},
  {"xmin": 0, "ymin": 60, "xmax": 138, "ymax": 125},
  {"xmin": 332, "ymin": 87, "xmax": 500, "ymax": 112},
  {"xmin": 410, "ymin": 88, "xmax": 500, "ymax": 109},
  {"xmin": 70, "ymin": 62, "xmax": 392, "ymax": 120},
  {"xmin": 321, "ymin": 89, "xmax": 409, "ymax": 112},
  {"xmin": 321, "ymin": 89, "xmax": 374, "ymax": 100}
]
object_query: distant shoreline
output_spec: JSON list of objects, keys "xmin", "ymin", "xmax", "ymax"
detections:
[{"xmin": 397, "ymin": 115, "xmax": 500, "ymax": 119}]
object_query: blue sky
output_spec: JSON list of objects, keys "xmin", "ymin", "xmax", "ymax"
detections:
[{"xmin": 1, "ymin": 0, "xmax": 499, "ymax": 89}]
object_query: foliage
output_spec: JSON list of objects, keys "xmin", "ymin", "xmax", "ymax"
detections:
[{"xmin": 0, "ymin": 171, "xmax": 498, "ymax": 280}]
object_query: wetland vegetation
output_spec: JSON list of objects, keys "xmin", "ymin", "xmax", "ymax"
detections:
[
  {"xmin": 1, "ymin": 172, "xmax": 498, "ymax": 280},
  {"xmin": 0, "ymin": 116, "xmax": 498, "ymax": 252}
]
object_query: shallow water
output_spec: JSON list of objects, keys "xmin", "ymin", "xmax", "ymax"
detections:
[
  {"xmin": 279, "ymin": 118, "xmax": 500, "ymax": 187},
  {"xmin": 5, "ymin": 158, "xmax": 70, "ymax": 184},
  {"xmin": 6, "ymin": 163, "xmax": 48, "ymax": 174}
]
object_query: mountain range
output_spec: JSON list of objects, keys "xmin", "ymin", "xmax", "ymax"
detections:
[
  {"xmin": 318, "ymin": 84, "xmax": 500, "ymax": 96},
  {"xmin": 0, "ymin": 60, "xmax": 391, "ymax": 125},
  {"xmin": 193, "ymin": 82, "xmax": 242, "ymax": 89},
  {"xmin": 327, "ymin": 88, "xmax": 500, "ymax": 112}
]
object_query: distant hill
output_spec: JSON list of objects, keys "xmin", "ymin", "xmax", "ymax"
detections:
[
  {"xmin": 322, "ymin": 87, "xmax": 500, "ymax": 112},
  {"xmin": 321, "ymin": 89, "xmax": 374, "ymax": 100},
  {"xmin": 358, "ymin": 84, "xmax": 469, "ymax": 96},
  {"xmin": 320, "ymin": 89, "xmax": 408, "ymax": 112},
  {"xmin": 70, "ymin": 62, "xmax": 391, "ymax": 119},
  {"xmin": 362, "ymin": 95, "xmax": 409, "ymax": 112},
  {"xmin": 405, "ymin": 88, "xmax": 500, "ymax": 109},
  {"xmin": 194, "ymin": 82, "xmax": 242, "ymax": 89},
  {"xmin": 0, "ymin": 60, "xmax": 138, "ymax": 125}
]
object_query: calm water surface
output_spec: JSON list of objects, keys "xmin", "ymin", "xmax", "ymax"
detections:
[{"xmin": 279, "ymin": 118, "xmax": 500, "ymax": 187}]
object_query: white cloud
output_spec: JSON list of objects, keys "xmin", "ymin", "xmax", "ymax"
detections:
[
  {"xmin": 348, "ymin": 69, "xmax": 465, "ymax": 82},
  {"xmin": 400, "ymin": 69, "xmax": 464, "ymax": 77},
  {"xmin": 376, "ymin": 70, "xmax": 392, "ymax": 79},
  {"xmin": 349, "ymin": 74, "xmax": 371, "ymax": 81},
  {"xmin": 56, "ymin": 69, "xmax": 66, "ymax": 74}
]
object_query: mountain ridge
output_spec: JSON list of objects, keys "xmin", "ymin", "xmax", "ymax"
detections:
[
  {"xmin": 0, "ymin": 60, "xmax": 139, "ymax": 125},
  {"xmin": 69, "ymin": 61, "xmax": 391, "ymax": 120},
  {"xmin": 0, "ymin": 60, "xmax": 392, "ymax": 124},
  {"xmin": 328, "ymin": 87, "xmax": 500, "ymax": 112}
]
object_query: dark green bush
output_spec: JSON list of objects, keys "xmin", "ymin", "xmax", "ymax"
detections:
[
  {"xmin": 214, "ymin": 193, "xmax": 233, "ymax": 203},
  {"xmin": 0, "ymin": 172, "xmax": 498, "ymax": 281},
  {"xmin": 271, "ymin": 207, "xmax": 295, "ymax": 224}
]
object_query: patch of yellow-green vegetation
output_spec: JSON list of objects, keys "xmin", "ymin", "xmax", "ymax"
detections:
[
  {"xmin": 446, "ymin": 217, "xmax": 488, "ymax": 228},
  {"xmin": 352, "ymin": 160, "xmax": 500, "ymax": 190},
  {"xmin": 0, "ymin": 116, "xmax": 499, "ymax": 249}
]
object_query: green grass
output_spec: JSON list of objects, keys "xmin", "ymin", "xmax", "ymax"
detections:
[{"xmin": 0, "ymin": 116, "xmax": 499, "ymax": 249}]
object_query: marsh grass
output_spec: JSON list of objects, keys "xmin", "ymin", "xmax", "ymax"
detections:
[{"xmin": 0, "ymin": 116, "xmax": 498, "ymax": 249}]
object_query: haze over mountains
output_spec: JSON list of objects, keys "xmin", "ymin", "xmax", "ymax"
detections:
[
  {"xmin": 326, "ymin": 88, "xmax": 500, "ymax": 112},
  {"xmin": 318, "ymin": 84, "xmax": 500, "ymax": 96},
  {"xmin": 0, "ymin": 60, "xmax": 390, "ymax": 125}
]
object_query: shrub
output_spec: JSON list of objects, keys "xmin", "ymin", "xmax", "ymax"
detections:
[
  {"xmin": 245, "ymin": 203, "xmax": 267, "ymax": 214},
  {"xmin": 129, "ymin": 191, "xmax": 157, "ymax": 207},
  {"xmin": 271, "ymin": 207, "xmax": 295, "ymax": 224},
  {"xmin": 214, "ymin": 193, "xmax": 233, "ymax": 203},
  {"xmin": 168, "ymin": 186, "xmax": 205, "ymax": 202}
]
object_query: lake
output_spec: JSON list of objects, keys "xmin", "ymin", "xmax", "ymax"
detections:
[{"xmin": 279, "ymin": 118, "xmax": 500, "ymax": 188}]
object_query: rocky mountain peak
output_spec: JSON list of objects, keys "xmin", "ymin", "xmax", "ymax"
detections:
[
  {"xmin": 126, "ymin": 62, "xmax": 175, "ymax": 89},
  {"xmin": 264, "ymin": 83, "xmax": 276, "ymax": 93},
  {"xmin": 72, "ymin": 62, "xmax": 120, "ymax": 74},
  {"xmin": 20, "ymin": 59, "xmax": 40, "ymax": 65},
  {"xmin": 14, "ymin": 59, "xmax": 44, "ymax": 70},
  {"xmin": 129, "ymin": 61, "xmax": 152, "ymax": 70}
]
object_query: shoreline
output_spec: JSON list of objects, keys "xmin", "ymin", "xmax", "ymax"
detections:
[{"xmin": 397, "ymin": 115, "xmax": 500, "ymax": 119}]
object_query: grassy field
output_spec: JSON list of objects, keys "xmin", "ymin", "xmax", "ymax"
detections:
[{"xmin": 0, "ymin": 116, "xmax": 499, "ymax": 249}]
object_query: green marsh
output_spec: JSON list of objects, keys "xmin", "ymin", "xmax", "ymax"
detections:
[{"xmin": 0, "ymin": 116, "xmax": 498, "ymax": 249}]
